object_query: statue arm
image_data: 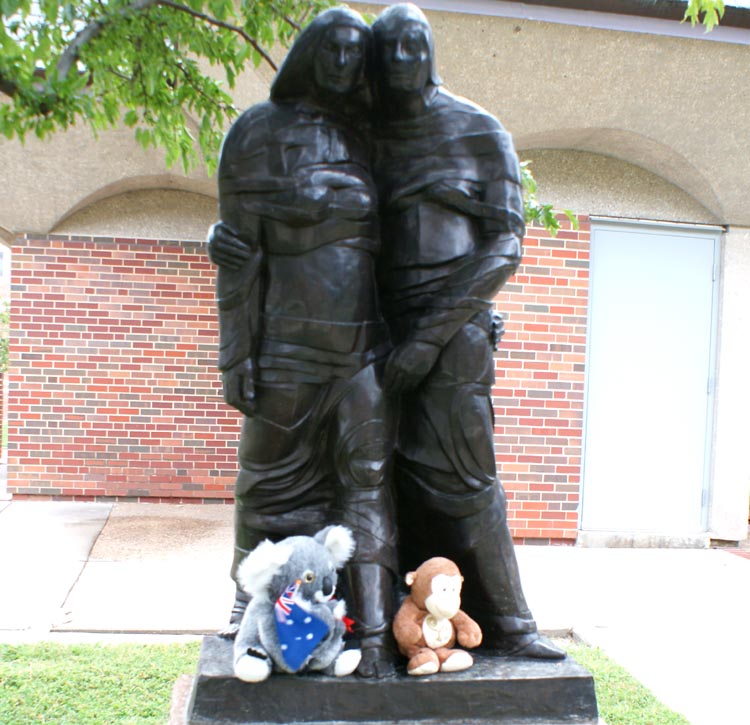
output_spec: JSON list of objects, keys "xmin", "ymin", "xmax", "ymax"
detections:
[
  {"xmin": 213, "ymin": 198, "xmax": 264, "ymax": 417},
  {"xmin": 384, "ymin": 231, "xmax": 521, "ymax": 395},
  {"xmin": 384, "ymin": 179, "xmax": 523, "ymax": 395}
]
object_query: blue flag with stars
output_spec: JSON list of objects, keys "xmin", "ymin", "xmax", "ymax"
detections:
[{"xmin": 274, "ymin": 580, "xmax": 330, "ymax": 672}]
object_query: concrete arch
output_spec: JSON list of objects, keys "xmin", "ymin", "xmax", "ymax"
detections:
[
  {"xmin": 522, "ymin": 149, "xmax": 721, "ymax": 226},
  {"xmin": 0, "ymin": 119, "xmax": 218, "ymax": 236},
  {"xmin": 52, "ymin": 174, "xmax": 216, "ymax": 231},
  {"xmin": 0, "ymin": 227, "xmax": 13, "ymax": 245},
  {"xmin": 52, "ymin": 187, "xmax": 218, "ymax": 242},
  {"xmin": 515, "ymin": 127, "xmax": 724, "ymax": 223}
]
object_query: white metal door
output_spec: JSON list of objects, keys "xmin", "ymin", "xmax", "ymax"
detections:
[{"xmin": 581, "ymin": 221, "xmax": 719, "ymax": 534}]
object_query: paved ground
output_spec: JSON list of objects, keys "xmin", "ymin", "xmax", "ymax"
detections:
[{"xmin": 1, "ymin": 500, "xmax": 748, "ymax": 724}]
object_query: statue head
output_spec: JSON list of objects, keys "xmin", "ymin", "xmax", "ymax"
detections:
[
  {"xmin": 271, "ymin": 7, "xmax": 372, "ymax": 113},
  {"xmin": 372, "ymin": 3, "xmax": 441, "ymax": 95}
]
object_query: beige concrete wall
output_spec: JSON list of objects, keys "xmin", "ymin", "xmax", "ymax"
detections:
[
  {"xmin": 710, "ymin": 226, "xmax": 750, "ymax": 540},
  {"xmin": 52, "ymin": 189, "xmax": 217, "ymax": 242},
  {"xmin": 1, "ymin": 2, "xmax": 747, "ymax": 539},
  {"xmin": 0, "ymin": 122, "xmax": 214, "ymax": 236},
  {"xmin": 523, "ymin": 150, "xmax": 720, "ymax": 225},
  {"xmin": 48, "ymin": 150, "xmax": 716, "ymax": 242},
  {"xmin": 0, "ymin": 65, "xmax": 268, "ymax": 237},
  {"xmin": 2, "ymin": 4, "xmax": 747, "ymax": 234},
  {"xmin": 362, "ymin": 3, "xmax": 748, "ymax": 226}
]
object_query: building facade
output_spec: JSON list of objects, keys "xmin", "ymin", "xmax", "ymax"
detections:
[{"xmin": 1, "ymin": 0, "xmax": 748, "ymax": 545}]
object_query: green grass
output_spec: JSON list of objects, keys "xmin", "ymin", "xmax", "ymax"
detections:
[
  {"xmin": 565, "ymin": 642, "xmax": 690, "ymax": 725},
  {"xmin": 0, "ymin": 640, "xmax": 689, "ymax": 724},
  {"xmin": 0, "ymin": 642, "xmax": 200, "ymax": 724}
]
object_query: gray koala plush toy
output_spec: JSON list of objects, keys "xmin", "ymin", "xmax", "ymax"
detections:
[{"xmin": 233, "ymin": 525, "xmax": 362, "ymax": 682}]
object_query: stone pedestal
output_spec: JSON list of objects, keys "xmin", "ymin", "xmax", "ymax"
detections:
[{"xmin": 186, "ymin": 636, "xmax": 599, "ymax": 725}]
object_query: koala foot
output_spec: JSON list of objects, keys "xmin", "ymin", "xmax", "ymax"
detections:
[
  {"xmin": 235, "ymin": 650, "xmax": 272, "ymax": 683},
  {"xmin": 407, "ymin": 649, "xmax": 440, "ymax": 677},
  {"xmin": 440, "ymin": 650, "xmax": 473, "ymax": 672},
  {"xmin": 334, "ymin": 649, "xmax": 362, "ymax": 677}
]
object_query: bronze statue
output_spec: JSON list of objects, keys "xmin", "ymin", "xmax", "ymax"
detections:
[
  {"xmin": 208, "ymin": 7, "xmax": 398, "ymax": 678},
  {"xmin": 371, "ymin": 3, "xmax": 562, "ymax": 660},
  {"xmin": 208, "ymin": 2, "xmax": 563, "ymax": 676}
]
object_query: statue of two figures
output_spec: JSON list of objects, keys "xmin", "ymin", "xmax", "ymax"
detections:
[{"xmin": 207, "ymin": 3, "xmax": 565, "ymax": 679}]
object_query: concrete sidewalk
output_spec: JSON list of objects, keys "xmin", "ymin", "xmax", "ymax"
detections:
[
  {"xmin": 0, "ymin": 500, "xmax": 234, "ymax": 639},
  {"xmin": 1, "ymin": 500, "xmax": 748, "ymax": 724}
]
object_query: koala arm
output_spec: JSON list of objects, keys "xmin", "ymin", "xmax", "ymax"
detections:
[
  {"xmin": 452, "ymin": 609, "xmax": 483, "ymax": 649},
  {"xmin": 304, "ymin": 601, "xmax": 347, "ymax": 673},
  {"xmin": 328, "ymin": 598, "xmax": 347, "ymax": 621},
  {"xmin": 234, "ymin": 600, "xmax": 269, "ymax": 664},
  {"xmin": 393, "ymin": 597, "xmax": 427, "ymax": 656}
]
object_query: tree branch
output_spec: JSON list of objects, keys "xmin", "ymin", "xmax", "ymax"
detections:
[
  {"xmin": 0, "ymin": 66, "xmax": 48, "ymax": 98},
  {"xmin": 0, "ymin": 74, "xmax": 20, "ymax": 98},
  {"xmin": 174, "ymin": 58, "xmax": 238, "ymax": 114},
  {"xmin": 56, "ymin": 0, "xmax": 160, "ymax": 81},
  {"xmin": 155, "ymin": 0, "xmax": 277, "ymax": 70},
  {"xmin": 271, "ymin": 4, "xmax": 301, "ymax": 31}
]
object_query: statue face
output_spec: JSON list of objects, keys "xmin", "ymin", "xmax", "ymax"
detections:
[
  {"xmin": 376, "ymin": 21, "xmax": 431, "ymax": 93},
  {"xmin": 313, "ymin": 25, "xmax": 365, "ymax": 95}
]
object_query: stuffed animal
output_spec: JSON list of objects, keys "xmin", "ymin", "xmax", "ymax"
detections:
[
  {"xmin": 393, "ymin": 557, "xmax": 482, "ymax": 676},
  {"xmin": 233, "ymin": 525, "xmax": 362, "ymax": 682}
]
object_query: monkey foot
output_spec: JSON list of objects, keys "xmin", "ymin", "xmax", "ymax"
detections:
[
  {"xmin": 440, "ymin": 650, "xmax": 473, "ymax": 672},
  {"xmin": 407, "ymin": 650, "xmax": 440, "ymax": 676}
]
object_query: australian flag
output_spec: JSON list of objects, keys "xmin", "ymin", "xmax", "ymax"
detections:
[{"xmin": 274, "ymin": 580, "xmax": 330, "ymax": 672}]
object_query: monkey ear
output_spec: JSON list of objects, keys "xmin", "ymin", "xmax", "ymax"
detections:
[{"xmin": 405, "ymin": 571, "xmax": 417, "ymax": 587}]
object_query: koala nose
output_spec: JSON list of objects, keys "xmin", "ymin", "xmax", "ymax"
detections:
[{"xmin": 321, "ymin": 576, "xmax": 334, "ymax": 597}]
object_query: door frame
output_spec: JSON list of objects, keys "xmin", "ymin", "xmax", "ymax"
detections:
[{"xmin": 579, "ymin": 217, "xmax": 723, "ymax": 545}]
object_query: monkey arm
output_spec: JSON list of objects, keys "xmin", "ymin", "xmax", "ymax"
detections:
[
  {"xmin": 393, "ymin": 597, "xmax": 427, "ymax": 656},
  {"xmin": 452, "ymin": 609, "xmax": 483, "ymax": 649}
]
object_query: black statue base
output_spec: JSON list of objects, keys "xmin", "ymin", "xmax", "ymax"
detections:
[{"xmin": 186, "ymin": 636, "xmax": 599, "ymax": 725}]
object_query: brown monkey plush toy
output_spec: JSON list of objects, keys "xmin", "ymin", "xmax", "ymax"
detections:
[{"xmin": 393, "ymin": 557, "xmax": 483, "ymax": 676}]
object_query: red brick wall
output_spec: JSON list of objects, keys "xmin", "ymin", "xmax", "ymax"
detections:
[
  {"xmin": 0, "ymin": 372, "xmax": 4, "ymax": 449},
  {"xmin": 8, "ymin": 235, "xmax": 239, "ymax": 502},
  {"xmin": 495, "ymin": 217, "xmax": 590, "ymax": 543},
  {"xmin": 8, "ymin": 223, "xmax": 590, "ymax": 540}
]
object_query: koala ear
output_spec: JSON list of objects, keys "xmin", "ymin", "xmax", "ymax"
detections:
[
  {"xmin": 315, "ymin": 525, "xmax": 355, "ymax": 568},
  {"xmin": 236, "ymin": 540, "xmax": 293, "ymax": 597},
  {"xmin": 405, "ymin": 571, "xmax": 417, "ymax": 587}
]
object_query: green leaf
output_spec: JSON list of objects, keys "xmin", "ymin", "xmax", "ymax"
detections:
[
  {"xmin": 39, "ymin": 0, "xmax": 59, "ymax": 23},
  {"xmin": 564, "ymin": 209, "xmax": 579, "ymax": 230},
  {"xmin": 1, "ymin": 0, "xmax": 23, "ymax": 16},
  {"xmin": 682, "ymin": 0, "xmax": 725, "ymax": 31}
]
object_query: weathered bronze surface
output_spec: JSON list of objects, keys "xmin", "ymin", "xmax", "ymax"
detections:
[
  {"xmin": 187, "ymin": 636, "xmax": 599, "ymax": 724},
  {"xmin": 208, "ymin": 3, "xmax": 565, "ymax": 681}
]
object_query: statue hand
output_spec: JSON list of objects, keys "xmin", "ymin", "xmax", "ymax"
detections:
[
  {"xmin": 222, "ymin": 358, "xmax": 256, "ymax": 417},
  {"xmin": 384, "ymin": 341, "xmax": 441, "ymax": 395},
  {"xmin": 207, "ymin": 222, "xmax": 253, "ymax": 270}
]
